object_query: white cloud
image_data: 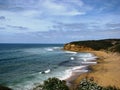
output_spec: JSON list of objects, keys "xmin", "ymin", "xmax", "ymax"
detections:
[
  {"xmin": 0, "ymin": 10, "xmax": 53, "ymax": 32},
  {"xmin": 41, "ymin": 0, "xmax": 85, "ymax": 16},
  {"xmin": 58, "ymin": 10, "xmax": 85, "ymax": 16},
  {"xmin": 0, "ymin": 0, "xmax": 89, "ymax": 18},
  {"xmin": 0, "ymin": 0, "xmax": 119, "ymax": 43},
  {"xmin": 42, "ymin": 0, "xmax": 66, "ymax": 11},
  {"xmin": 0, "ymin": 0, "xmax": 88, "ymax": 34}
]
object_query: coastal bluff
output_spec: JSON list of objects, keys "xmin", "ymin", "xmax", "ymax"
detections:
[
  {"xmin": 64, "ymin": 39, "xmax": 120, "ymax": 52},
  {"xmin": 64, "ymin": 39, "xmax": 120, "ymax": 88}
]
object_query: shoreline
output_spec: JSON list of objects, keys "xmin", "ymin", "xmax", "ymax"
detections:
[
  {"xmin": 64, "ymin": 51, "xmax": 98, "ymax": 88},
  {"xmin": 67, "ymin": 50, "xmax": 120, "ymax": 89}
]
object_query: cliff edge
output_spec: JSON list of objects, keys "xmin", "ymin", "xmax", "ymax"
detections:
[{"xmin": 64, "ymin": 39, "xmax": 120, "ymax": 52}]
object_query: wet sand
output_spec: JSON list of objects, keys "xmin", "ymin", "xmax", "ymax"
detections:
[{"xmin": 71, "ymin": 51, "xmax": 120, "ymax": 88}]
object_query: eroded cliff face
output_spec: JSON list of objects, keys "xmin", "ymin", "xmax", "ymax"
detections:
[
  {"xmin": 63, "ymin": 39, "xmax": 120, "ymax": 52},
  {"xmin": 63, "ymin": 43, "xmax": 93, "ymax": 52}
]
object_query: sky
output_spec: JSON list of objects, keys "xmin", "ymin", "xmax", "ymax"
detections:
[{"xmin": 0, "ymin": 0, "xmax": 120, "ymax": 43}]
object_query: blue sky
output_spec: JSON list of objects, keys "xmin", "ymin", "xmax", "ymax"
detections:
[{"xmin": 0, "ymin": 0, "xmax": 120, "ymax": 43}]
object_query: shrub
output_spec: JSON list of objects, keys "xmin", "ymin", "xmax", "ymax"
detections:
[
  {"xmin": 36, "ymin": 77, "xmax": 69, "ymax": 90},
  {"xmin": 76, "ymin": 78, "xmax": 120, "ymax": 90},
  {"xmin": 33, "ymin": 77, "xmax": 120, "ymax": 90},
  {"xmin": 76, "ymin": 78, "xmax": 103, "ymax": 90}
]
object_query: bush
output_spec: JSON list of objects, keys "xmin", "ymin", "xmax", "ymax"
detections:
[
  {"xmin": 33, "ymin": 77, "xmax": 120, "ymax": 90},
  {"xmin": 76, "ymin": 78, "xmax": 103, "ymax": 90},
  {"xmin": 76, "ymin": 78, "xmax": 120, "ymax": 90},
  {"xmin": 35, "ymin": 77, "xmax": 69, "ymax": 90}
]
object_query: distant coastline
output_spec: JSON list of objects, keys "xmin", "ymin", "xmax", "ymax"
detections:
[
  {"xmin": 63, "ymin": 39, "xmax": 120, "ymax": 89},
  {"xmin": 1, "ymin": 39, "xmax": 120, "ymax": 90}
]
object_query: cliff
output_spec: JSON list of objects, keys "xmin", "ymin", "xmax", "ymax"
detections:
[{"xmin": 64, "ymin": 39, "xmax": 120, "ymax": 52}]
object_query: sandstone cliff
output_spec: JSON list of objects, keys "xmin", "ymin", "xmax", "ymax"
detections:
[
  {"xmin": 64, "ymin": 43, "xmax": 93, "ymax": 52},
  {"xmin": 64, "ymin": 39, "xmax": 120, "ymax": 52}
]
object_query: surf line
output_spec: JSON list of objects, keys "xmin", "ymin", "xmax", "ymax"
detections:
[{"xmin": 39, "ymin": 69, "xmax": 51, "ymax": 74}]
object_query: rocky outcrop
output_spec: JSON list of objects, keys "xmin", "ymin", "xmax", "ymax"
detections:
[
  {"xmin": 64, "ymin": 43, "xmax": 93, "ymax": 52},
  {"xmin": 64, "ymin": 39, "xmax": 120, "ymax": 52}
]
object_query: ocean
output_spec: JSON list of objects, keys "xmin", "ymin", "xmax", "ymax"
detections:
[{"xmin": 0, "ymin": 44, "xmax": 97, "ymax": 90}]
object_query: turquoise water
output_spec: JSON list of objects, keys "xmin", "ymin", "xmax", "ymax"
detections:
[{"xmin": 0, "ymin": 44, "xmax": 97, "ymax": 90}]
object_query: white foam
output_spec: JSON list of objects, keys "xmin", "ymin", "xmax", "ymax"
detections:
[
  {"xmin": 45, "ymin": 47, "xmax": 61, "ymax": 52},
  {"xmin": 60, "ymin": 65, "xmax": 89, "ymax": 80},
  {"xmin": 78, "ymin": 53, "xmax": 95, "ymax": 58},
  {"xmin": 70, "ymin": 57, "xmax": 75, "ymax": 60},
  {"xmin": 45, "ymin": 48, "xmax": 53, "ymax": 51},
  {"xmin": 81, "ymin": 61, "xmax": 97, "ymax": 64},
  {"xmin": 9, "ymin": 52, "xmax": 98, "ymax": 90},
  {"xmin": 53, "ymin": 47, "xmax": 61, "ymax": 49},
  {"xmin": 39, "ymin": 69, "xmax": 51, "ymax": 74},
  {"xmin": 44, "ymin": 69, "xmax": 51, "ymax": 73},
  {"xmin": 60, "ymin": 69, "xmax": 72, "ymax": 80},
  {"xmin": 81, "ymin": 57, "xmax": 97, "ymax": 61},
  {"xmin": 73, "ymin": 70, "xmax": 88, "ymax": 73},
  {"xmin": 65, "ymin": 51, "xmax": 77, "ymax": 54},
  {"xmin": 72, "ymin": 66, "xmax": 87, "ymax": 70}
]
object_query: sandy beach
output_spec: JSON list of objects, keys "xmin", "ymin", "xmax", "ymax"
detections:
[{"xmin": 71, "ymin": 51, "xmax": 120, "ymax": 89}]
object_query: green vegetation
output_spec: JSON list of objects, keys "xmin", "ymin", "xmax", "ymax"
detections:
[
  {"xmin": 34, "ymin": 77, "xmax": 120, "ymax": 90},
  {"xmin": 76, "ymin": 78, "xmax": 103, "ymax": 90},
  {"xmin": 76, "ymin": 78, "xmax": 120, "ymax": 90},
  {"xmin": 33, "ymin": 77, "xmax": 69, "ymax": 90},
  {"xmin": 109, "ymin": 44, "xmax": 120, "ymax": 53},
  {"xmin": 69, "ymin": 39, "xmax": 120, "ymax": 52}
]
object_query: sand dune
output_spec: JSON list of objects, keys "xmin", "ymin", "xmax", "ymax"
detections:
[{"xmin": 74, "ymin": 51, "xmax": 120, "ymax": 88}]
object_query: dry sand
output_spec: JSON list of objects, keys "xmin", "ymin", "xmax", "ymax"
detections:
[{"xmin": 72, "ymin": 51, "xmax": 120, "ymax": 88}]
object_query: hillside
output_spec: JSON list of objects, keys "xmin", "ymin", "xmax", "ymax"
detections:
[{"xmin": 64, "ymin": 39, "xmax": 120, "ymax": 52}]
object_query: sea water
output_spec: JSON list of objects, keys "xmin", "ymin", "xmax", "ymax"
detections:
[{"xmin": 0, "ymin": 44, "xmax": 97, "ymax": 90}]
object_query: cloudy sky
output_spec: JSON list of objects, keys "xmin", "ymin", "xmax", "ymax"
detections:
[{"xmin": 0, "ymin": 0, "xmax": 120, "ymax": 43}]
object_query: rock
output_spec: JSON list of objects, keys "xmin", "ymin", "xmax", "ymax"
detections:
[
  {"xmin": 64, "ymin": 43, "xmax": 93, "ymax": 52},
  {"xmin": 0, "ymin": 85, "xmax": 12, "ymax": 90}
]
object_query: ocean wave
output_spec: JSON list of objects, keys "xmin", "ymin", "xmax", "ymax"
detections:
[
  {"xmin": 65, "ymin": 51, "xmax": 77, "ymax": 54},
  {"xmin": 45, "ymin": 47, "xmax": 62, "ymax": 52},
  {"xmin": 52, "ymin": 47, "xmax": 62, "ymax": 49},
  {"xmin": 60, "ymin": 69, "xmax": 72, "ymax": 80},
  {"xmin": 39, "ymin": 69, "xmax": 51, "ymax": 74},
  {"xmin": 60, "ymin": 65, "xmax": 88, "ymax": 80},
  {"xmin": 72, "ymin": 70, "xmax": 88, "ymax": 73},
  {"xmin": 77, "ymin": 53, "xmax": 97, "ymax": 62},
  {"xmin": 45, "ymin": 48, "xmax": 54, "ymax": 51},
  {"xmin": 80, "ymin": 57, "xmax": 97, "ymax": 61},
  {"xmin": 72, "ymin": 65, "xmax": 88, "ymax": 70},
  {"xmin": 70, "ymin": 57, "xmax": 75, "ymax": 60},
  {"xmin": 81, "ymin": 61, "xmax": 97, "ymax": 65},
  {"xmin": 78, "ymin": 53, "xmax": 95, "ymax": 58}
]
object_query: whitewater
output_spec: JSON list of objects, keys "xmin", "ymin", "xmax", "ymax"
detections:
[{"xmin": 0, "ymin": 44, "xmax": 97, "ymax": 90}]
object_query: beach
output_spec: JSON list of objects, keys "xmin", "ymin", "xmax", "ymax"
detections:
[{"xmin": 71, "ymin": 51, "xmax": 120, "ymax": 89}]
